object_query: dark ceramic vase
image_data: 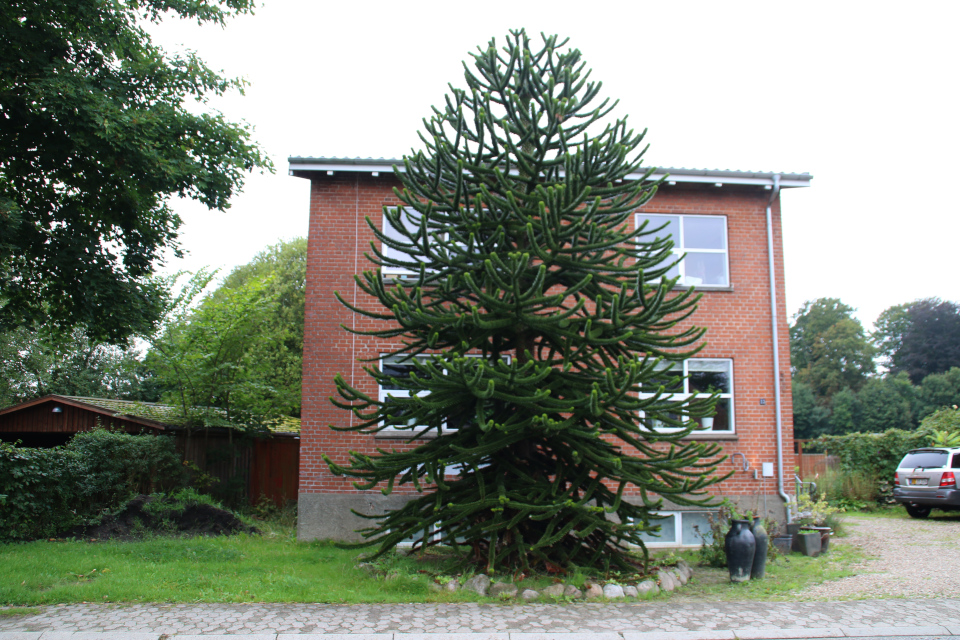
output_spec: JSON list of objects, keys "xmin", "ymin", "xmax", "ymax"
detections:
[
  {"xmin": 725, "ymin": 519, "xmax": 756, "ymax": 583},
  {"xmin": 750, "ymin": 517, "xmax": 768, "ymax": 580}
]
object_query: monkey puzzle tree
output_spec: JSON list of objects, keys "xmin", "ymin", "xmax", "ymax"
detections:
[{"xmin": 326, "ymin": 30, "xmax": 728, "ymax": 573}]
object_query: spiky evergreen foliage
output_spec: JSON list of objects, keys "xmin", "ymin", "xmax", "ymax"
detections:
[{"xmin": 325, "ymin": 30, "xmax": 729, "ymax": 573}]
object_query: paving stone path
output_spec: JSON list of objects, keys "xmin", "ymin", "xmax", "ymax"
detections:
[{"xmin": 2, "ymin": 599, "xmax": 960, "ymax": 639}]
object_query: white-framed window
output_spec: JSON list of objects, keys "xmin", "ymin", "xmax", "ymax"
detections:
[
  {"xmin": 640, "ymin": 358, "xmax": 734, "ymax": 433},
  {"xmin": 636, "ymin": 213, "xmax": 729, "ymax": 287},
  {"xmin": 377, "ymin": 353, "xmax": 511, "ymax": 438},
  {"xmin": 378, "ymin": 354, "xmax": 432, "ymax": 437},
  {"xmin": 381, "ymin": 207, "xmax": 423, "ymax": 278},
  {"xmin": 636, "ymin": 510, "xmax": 716, "ymax": 547}
]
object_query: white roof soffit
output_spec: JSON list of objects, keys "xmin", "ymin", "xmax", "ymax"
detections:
[{"xmin": 288, "ymin": 157, "xmax": 812, "ymax": 189}]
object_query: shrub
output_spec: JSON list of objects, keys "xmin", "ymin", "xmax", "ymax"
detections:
[
  {"xmin": 65, "ymin": 428, "xmax": 184, "ymax": 513},
  {"xmin": 0, "ymin": 441, "xmax": 79, "ymax": 539},
  {"xmin": 920, "ymin": 406, "xmax": 960, "ymax": 446},
  {"xmin": 811, "ymin": 428, "xmax": 932, "ymax": 504},
  {"xmin": 0, "ymin": 428, "xmax": 185, "ymax": 541}
]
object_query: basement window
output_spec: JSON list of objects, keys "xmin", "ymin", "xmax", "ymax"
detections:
[{"xmin": 636, "ymin": 511, "xmax": 716, "ymax": 547}]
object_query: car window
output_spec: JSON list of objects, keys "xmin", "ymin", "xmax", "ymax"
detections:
[
  {"xmin": 953, "ymin": 454, "xmax": 960, "ymax": 469},
  {"xmin": 900, "ymin": 451, "xmax": 949, "ymax": 469}
]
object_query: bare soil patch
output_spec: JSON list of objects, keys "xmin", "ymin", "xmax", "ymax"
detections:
[{"xmin": 67, "ymin": 494, "xmax": 257, "ymax": 541}]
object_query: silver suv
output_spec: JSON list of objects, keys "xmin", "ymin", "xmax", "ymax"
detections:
[{"xmin": 893, "ymin": 447, "xmax": 960, "ymax": 518}]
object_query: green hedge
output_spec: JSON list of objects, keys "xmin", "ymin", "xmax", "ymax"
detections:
[{"xmin": 0, "ymin": 429, "xmax": 184, "ymax": 541}]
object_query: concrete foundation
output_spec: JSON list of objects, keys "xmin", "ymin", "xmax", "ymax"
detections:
[
  {"xmin": 297, "ymin": 492, "xmax": 412, "ymax": 542},
  {"xmin": 298, "ymin": 491, "xmax": 790, "ymax": 542}
]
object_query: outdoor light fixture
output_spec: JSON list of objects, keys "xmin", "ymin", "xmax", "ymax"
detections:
[{"xmin": 52, "ymin": 406, "xmax": 63, "ymax": 413}]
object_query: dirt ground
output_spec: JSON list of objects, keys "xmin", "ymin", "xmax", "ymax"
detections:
[{"xmin": 68, "ymin": 494, "xmax": 256, "ymax": 540}]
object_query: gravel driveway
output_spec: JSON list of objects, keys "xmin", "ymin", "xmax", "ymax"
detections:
[{"xmin": 797, "ymin": 512, "xmax": 960, "ymax": 599}]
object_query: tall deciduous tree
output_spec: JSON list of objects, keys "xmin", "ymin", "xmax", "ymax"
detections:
[
  {"xmin": 213, "ymin": 238, "xmax": 306, "ymax": 417},
  {"xmin": 146, "ymin": 270, "xmax": 282, "ymax": 430},
  {"xmin": 874, "ymin": 298, "xmax": 960, "ymax": 383},
  {"xmin": 0, "ymin": 325, "xmax": 154, "ymax": 408},
  {"xmin": 0, "ymin": 0, "xmax": 270, "ymax": 342},
  {"xmin": 790, "ymin": 298, "xmax": 875, "ymax": 400},
  {"xmin": 327, "ymin": 31, "xmax": 728, "ymax": 573}
]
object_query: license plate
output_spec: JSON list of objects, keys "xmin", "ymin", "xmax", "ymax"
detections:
[{"xmin": 908, "ymin": 477, "xmax": 928, "ymax": 486}]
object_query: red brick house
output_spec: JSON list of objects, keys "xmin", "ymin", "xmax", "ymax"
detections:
[{"xmin": 291, "ymin": 157, "xmax": 811, "ymax": 545}]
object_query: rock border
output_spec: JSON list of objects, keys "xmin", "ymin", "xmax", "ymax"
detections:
[{"xmin": 434, "ymin": 559, "xmax": 695, "ymax": 601}]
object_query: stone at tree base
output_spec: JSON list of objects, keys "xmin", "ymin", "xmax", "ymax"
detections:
[
  {"xmin": 603, "ymin": 584, "xmax": 625, "ymax": 598},
  {"xmin": 623, "ymin": 585, "xmax": 639, "ymax": 598},
  {"xmin": 676, "ymin": 559, "xmax": 694, "ymax": 579},
  {"xmin": 540, "ymin": 583, "xmax": 566, "ymax": 599},
  {"xmin": 520, "ymin": 589, "xmax": 539, "ymax": 601},
  {"xmin": 672, "ymin": 568, "xmax": 688, "ymax": 585},
  {"xmin": 563, "ymin": 584, "xmax": 583, "ymax": 599},
  {"xmin": 637, "ymin": 580, "xmax": 659, "ymax": 597},
  {"xmin": 428, "ymin": 582, "xmax": 441, "ymax": 592},
  {"xmin": 489, "ymin": 582, "xmax": 517, "ymax": 598},
  {"xmin": 464, "ymin": 574, "xmax": 491, "ymax": 596},
  {"xmin": 584, "ymin": 583, "xmax": 604, "ymax": 599},
  {"xmin": 444, "ymin": 579, "xmax": 460, "ymax": 592},
  {"xmin": 656, "ymin": 570, "xmax": 677, "ymax": 592}
]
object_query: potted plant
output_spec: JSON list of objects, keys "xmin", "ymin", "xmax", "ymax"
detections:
[{"xmin": 794, "ymin": 491, "xmax": 840, "ymax": 552}]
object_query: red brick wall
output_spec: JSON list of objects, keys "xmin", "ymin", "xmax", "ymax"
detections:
[{"xmin": 299, "ymin": 172, "xmax": 795, "ymax": 498}]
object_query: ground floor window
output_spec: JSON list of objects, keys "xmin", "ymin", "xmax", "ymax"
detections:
[{"xmin": 637, "ymin": 510, "xmax": 715, "ymax": 547}]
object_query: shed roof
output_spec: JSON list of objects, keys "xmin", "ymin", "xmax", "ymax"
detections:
[{"xmin": 0, "ymin": 395, "xmax": 300, "ymax": 435}]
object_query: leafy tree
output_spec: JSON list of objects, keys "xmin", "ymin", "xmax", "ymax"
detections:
[
  {"xmin": 146, "ymin": 270, "xmax": 283, "ymax": 431},
  {"xmin": 212, "ymin": 238, "xmax": 307, "ymax": 416},
  {"xmin": 875, "ymin": 299, "xmax": 960, "ymax": 383},
  {"xmin": 792, "ymin": 380, "xmax": 832, "ymax": 439},
  {"xmin": 828, "ymin": 387, "xmax": 861, "ymax": 435},
  {"xmin": 326, "ymin": 31, "xmax": 729, "ymax": 573},
  {"xmin": 790, "ymin": 298, "xmax": 857, "ymax": 373},
  {"xmin": 790, "ymin": 299, "xmax": 875, "ymax": 400},
  {"xmin": 872, "ymin": 302, "xmax": 911, "ymax": 369},
  {"xmin": 856, "ymin": 374, "xmax": 915, "ymax": 433},
  {"xmin": 0, "ymin": 0, "xmax": 270, "ymax": 342},
  {"xmin": 917, "ymin": 367, "xmax": 960, "ymax": 420},
  {"xmin": 0, "ymin": 325, "xmax": 155, "ymax": 408}
]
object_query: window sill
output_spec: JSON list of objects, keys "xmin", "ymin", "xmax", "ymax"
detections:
[
  {"xmin": 672, "ymin": 284, "xmax": 735, "ymax": 292},
  {"xmin": 680, "ymin": 432, "xmax": 738, "ymax": 441},
  {"xmin": 374, "ymin": 430, "xmax": 438, "ymax": 440}
]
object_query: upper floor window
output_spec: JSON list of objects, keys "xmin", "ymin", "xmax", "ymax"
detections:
[
  {"xmin": 381, "ymin": 208, "xmax": 423, "ymax": 278},
  {"xmin": 636, "ymin": 214, "xmax": 729, "ymax": 287},
  {"xmin": 640, "ymin": 358, "xmax": 734, "ymax": 433}
]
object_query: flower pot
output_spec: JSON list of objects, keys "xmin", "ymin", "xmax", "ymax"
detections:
[
  {"xmin": 750, "ymin": 517, "xmax": 768, "ymax": 580},
  {"xmin": 701, "ymin": 416, "xmax": 715, "ymax": 429},
  {"xmin": 725, "ymin": 519, "xmax": 756, "ymax": 582},
  {"xmin": 800, "ymin": 526, "xmax": 832, "ymax": 553},
  {"xmin": 772, "ymin": 536, "xmax": 792, "ymax": 555},
  {"xmin": 794, "ymin": 530, "xmax": 821, "ymax": 557}
]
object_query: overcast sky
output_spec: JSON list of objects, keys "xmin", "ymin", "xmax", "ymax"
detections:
[{"xmin": 150, "ymin": 0, "xmax": 960, "ymax": 330}]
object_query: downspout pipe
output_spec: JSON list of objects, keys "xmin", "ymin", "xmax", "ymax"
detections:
[{"xmin": 765, "ymin": 174, "xmax": 793, "ymax": 522}]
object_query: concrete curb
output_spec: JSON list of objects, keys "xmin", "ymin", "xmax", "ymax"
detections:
[{"xmin": 1, "ymin": 630, "xmax": 958, "ymax": 640}]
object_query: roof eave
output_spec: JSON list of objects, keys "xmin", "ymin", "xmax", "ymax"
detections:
[{"xmin": 288, "ymin": 157, "xmax": 812, "ymax": 188}]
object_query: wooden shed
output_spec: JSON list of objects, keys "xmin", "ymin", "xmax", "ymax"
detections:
[{"xmin": 0, "ymin": 395, "xmax": 300, "ymax": 507}]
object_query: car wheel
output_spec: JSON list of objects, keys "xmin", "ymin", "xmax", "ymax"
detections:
[{"xmin": 906, "ymin": 505, "xmax": 931, "ymax": 519}]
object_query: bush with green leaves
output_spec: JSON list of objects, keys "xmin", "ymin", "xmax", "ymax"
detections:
[
  {"xmin": 811, "ymin": 428, "xmax": 931, "ymax": 503},
  {"xmin": 0, "ymin": 428, "xmax": 184, "ymax": 540},
  {"xmin": 0, "ymin": 441, "xmax": 79, "ymax": 539},
  {"xmin": 920, "ymin": 406, "xmax": 960, "ymax": 446}
]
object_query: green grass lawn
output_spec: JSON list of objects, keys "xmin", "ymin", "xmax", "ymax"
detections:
[{"xmin": 0, "ymin": 526, "xmax": 869, "ymax": 606}]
